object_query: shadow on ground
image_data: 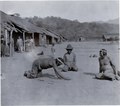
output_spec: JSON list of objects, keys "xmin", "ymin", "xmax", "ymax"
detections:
[
  {"xmin": 83, "ymin": 72, "xmax": 96, "ymax": 76},
  {"xmin": 38, "ymin": 73, "xmax": 57, "ymax": 79}
]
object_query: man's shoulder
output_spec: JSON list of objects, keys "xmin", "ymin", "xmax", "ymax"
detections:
[
  {"xmin": 64, "ymin": 53, "xmax": 68, "ymax": 57},
  {"xmin": 64, "ymin": 52, "xmax": 68, "ymax": 55},
  {"xmin": 106, "ymin": 56, "xmax": 111, "ymax": 61},
  {"xmin": 72, "ymin": 52, "xmax": 76, "ymax": 56},
  {"xmin": 98, "ymin": 57, "xmax": 101, "ymax": 60}
]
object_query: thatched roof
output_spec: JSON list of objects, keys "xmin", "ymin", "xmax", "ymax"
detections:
[
  {"xmin": 0, "ymin": 11, "xmax": 18, "ymax": 32},
  {"xmin": 43, "ymin": 29, "xmax": 59, "ymax": 38},
  {"xmin": 103, "ymin": 33, "xmax": 119, "ymax": 37},
  {"xmin": 0, "ymin": 11, "xmax": 59, "ymax": 38}
]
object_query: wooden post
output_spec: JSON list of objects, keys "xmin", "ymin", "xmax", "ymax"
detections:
[
  {"xmin": 39, "ymin": 33, "xmax": 41, "ymax": 46},
  {"xmin": 5, "ymin": 29, "xmax": 8, "ymax": 46},
  {"xmin": 32, "ymin": 33, "xmax": 35, "ymax": 47},
  {"xmin": 10, "ymin": 30, "xmax": 13, "ymax": 56},
  {"xmin": 52, "ymin": 37, "xmax": 54, "ymax": 44},
  {"xmin": 32, "ymin": 33, "xmax": 34, "ymax": 39},
  {"xmin": 44, "ymin": 35, "xmax": 46, "ymax": 46},
  {"xmin": 23, "ymin": 31, "xmax": 25, "ymax": 51}
]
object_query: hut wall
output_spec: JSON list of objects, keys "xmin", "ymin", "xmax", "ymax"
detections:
[
  {"xmin": 39, "ymin": 34, "xmax": 47, "ymax": 46},
  {"xmin": 46, "ymin": 35, "xmax": 52, "ymax": 44},
  {"xmin": 12, "ymin": 31, "xmax": 23, "ymax": 50},
  {"xmin": 54, "ymin": 38, "xmax": 58, "ymax": 43},
  {"xmin": 52, "ymin": 37, "xmax": 55, "ymax": 44},
  {"xmin": 25, "ymin": 33, "xmax": 32, "ymax": 39}
]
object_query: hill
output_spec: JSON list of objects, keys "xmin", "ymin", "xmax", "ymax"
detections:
[
  {"xmin": 107, "ymin": 18, "xmax": 119, "ymax": 25},
  {"xmin": 25, "ymin": 16, "xmax": 119, "ymax": 41}
]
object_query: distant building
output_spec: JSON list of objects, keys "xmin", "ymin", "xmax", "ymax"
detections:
[
  {"xmin": 79, "ymin": 36, "xmax": 85, "ymax": 41},
  {"xmin": 102, "ymin": 33, "xmax": 119, "ymax": 41}
]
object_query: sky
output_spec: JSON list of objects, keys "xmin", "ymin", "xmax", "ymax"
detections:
[{"xmin": 0, "ymin": 1, "xmax": 119, "ymax": 22}]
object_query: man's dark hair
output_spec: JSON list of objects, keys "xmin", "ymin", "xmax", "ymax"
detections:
[{"xmin": 100, "ymin": 49, "xmax": 107, "ymax": 56}]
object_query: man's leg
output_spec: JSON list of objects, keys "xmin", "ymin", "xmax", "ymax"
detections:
[
  {"xmin": 37, "ymin": 69, "xmax": 42, "ymax": 77},
  {"xmin": 41, "ymin": 46, "xmax": 45, "ymax": 54},
  {"xmin": 21, "ymin": 46, "xmax": 23, "ymax": 52},
  {"xmin": 71, "ymin": 64, "xmax": 78, "ymax": 71},
  {"xmin": 118, "ymin": 71, "xmax": 120, "ymax": 76},
  {"xmin": 19, "ymin": 46, "xmax": 21, "ymax": 52},
  {"xmin": 103, "ymin": 71, "xmax": 116, "ymax": 81},
  {"xmin": 95, "ymin": 73, "xmax": 104, "ymax": 79},
  {"xmin": 62, "ymin": 65, "xmax": 69, "ymax": 72}
]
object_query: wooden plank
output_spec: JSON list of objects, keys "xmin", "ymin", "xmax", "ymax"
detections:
[
  {"xmin": 5, "ymin": 29, "xmax": 8, "ymax": 46},
  {"xmin": 39, "ymin": 33, "xmax": 41, "ymax": 46},
  {"xmin": 32, "ymin": 33, "xmax": 34, "ymax": 46},
  {"xmin": 23, "ymin": 31, "xmax": 25, "ymax": 51}
]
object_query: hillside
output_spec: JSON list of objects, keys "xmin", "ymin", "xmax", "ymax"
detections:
[
  {"xmin": 107, "ymin": 18, "xmax": 119, "ymax": 25},
  {"xmin": 25, "ymin": 16, "xmax": 119, "ymax": 41}
]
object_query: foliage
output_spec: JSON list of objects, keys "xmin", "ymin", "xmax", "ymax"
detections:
[{"xmin": 25, "ymin": 16, "xmax": 119, "ymax": 41}]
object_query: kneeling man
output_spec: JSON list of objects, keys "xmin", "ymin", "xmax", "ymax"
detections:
[{"xmin": 62, "ymin": 44, "xmax": 78, "ymax": 72}]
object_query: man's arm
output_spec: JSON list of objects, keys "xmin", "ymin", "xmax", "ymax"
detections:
[
  {"xmin": 108, "ymin": 57, "xmax": 117, "ymax": 75},
  {"xmin": 52, "ymin": 59, "xmax": 71, "ymax": 80},
  {"xmin": 57, "ymin": 58, "xmax": 65, "ymax": 65},
  {"xmin": 73, "ymin": 53, "xmax": 76, "ymax": 64},
  {"xmin": 63, "ymin": 54, "xmax": 68, "ymax": 65},
  {"xmin": 99, "ymin": 58, "xmax": 103, "ymax": 73}
]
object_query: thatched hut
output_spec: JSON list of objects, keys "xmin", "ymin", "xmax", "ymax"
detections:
[
  {"xmin": 102, "ymin": 33, "xmax": 119, "ymax": 41},
  {"xmin": 0, "ymin": 11, "xmax": 60, "ymax": 56},
  {"xmin": 44, "ymin": 30, "xmax": 59, "ymax": 44}
]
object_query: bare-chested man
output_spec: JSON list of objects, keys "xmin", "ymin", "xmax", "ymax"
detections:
[
  {"xmin": 24, "ymin": 56, "xmax": 70, "ymax": 80},
  {"xmin": 95, "ymin": 49, "xmax": 119, "ymax": 81}
]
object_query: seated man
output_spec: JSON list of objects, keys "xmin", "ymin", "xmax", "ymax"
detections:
[
  {"xmin": 95, "ymin": 49, "xmax": 119, "ymax": 81},
  {"xmin": 62, "ymin": 44, "xmax": 78, "ymax": 72}
]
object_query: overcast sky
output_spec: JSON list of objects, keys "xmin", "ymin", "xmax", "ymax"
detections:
[{"xmin": 0, "ymin": 1, "xmax": 119, "ymax": 22}]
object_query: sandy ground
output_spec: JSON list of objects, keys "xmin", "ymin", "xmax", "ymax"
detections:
[{"xmin": 1, "ymin": 41, "xmax": 120, "ymax": 105}]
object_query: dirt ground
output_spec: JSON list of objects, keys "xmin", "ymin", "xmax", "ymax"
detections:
[{"xmin": 1, "ymin": 41, "xmax": 120, "ymax": 105}]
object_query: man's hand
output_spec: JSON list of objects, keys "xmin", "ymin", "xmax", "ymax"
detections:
[{"xmin": 115, "ymin": 75, "xmax": 120, "ymax": 81}]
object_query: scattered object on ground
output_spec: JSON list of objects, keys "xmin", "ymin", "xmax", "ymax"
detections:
[
  {"xmin": 0, "ymin": 73, "xmax": 5, "ymax": 80},
  {"xmin": 89, "ymin": 54, "xmax": 98, "ymax": 58},
  {"xmin": 37, "ymin": 51, "xmax": 44, "ymax": 55},
  {"xmin": 83, "ymin": 72, "xmax": 96, "ymax": 76}
]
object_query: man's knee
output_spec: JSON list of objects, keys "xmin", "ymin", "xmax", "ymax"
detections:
[
  {"xmin": 72, "ymin": 65, "xmax": 78, "ymax": 71},
  {"xmin": 62, "ymin": 65, "xmax": 69, "ymax": 72},
  {"xmin": 118, "ymin": 71, "xmax": 120, "ymax": 76},
  {"xmin": 104, "ymin": 73, "xmax": 115, "ymax": 79},
  {"xmin": 73, "ymin": 67, "xmax": 78, "ymax": 71},
  {"xmin": 95, "ymin": 73, "xmax": 103, "ymax": 79}
]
